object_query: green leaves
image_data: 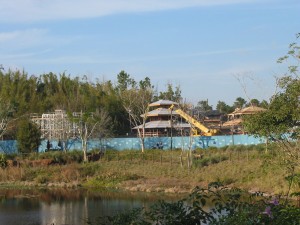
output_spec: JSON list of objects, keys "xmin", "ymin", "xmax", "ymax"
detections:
[
  {"xmin": 244, "ymin": 34, "xmax": 300, "ymax": 144},
  {"xmin": 98, "ymin": 183, "xmax": 300, "ymax": 225},
  {"xmin": 16, "ymin": 118, "xmax": 41, "ymax": 154}
]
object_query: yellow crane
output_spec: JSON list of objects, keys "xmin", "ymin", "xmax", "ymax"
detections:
[{"xmin": 170, "ymin": 105, "xmax": 218, "ymax": 136}]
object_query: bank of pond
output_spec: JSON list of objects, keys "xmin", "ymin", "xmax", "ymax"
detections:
[{"xmin": 0, "ymin": 184, "xmax": 299, "ymax": 225}]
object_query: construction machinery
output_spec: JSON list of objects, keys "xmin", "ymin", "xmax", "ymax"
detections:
[{"xmin": 169, "ymin": 105, "xmax": 218, "ymax": 136}]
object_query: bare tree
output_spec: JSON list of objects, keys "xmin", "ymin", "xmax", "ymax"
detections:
[
  {"xmin": 120, "ymin": 88, "xmax": 152, "ymax": 152},
  {"xmin": 71, "ymin": 109, "xmax": 112, "ymax": 162},
  {"xmin": 0, "ymin": 99, "xmax": 14, "ymax": 139}
]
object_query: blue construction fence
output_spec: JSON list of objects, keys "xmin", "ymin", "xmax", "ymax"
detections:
[{"xmin": 0, "ymin": 134, "xmax": 265, "ymax": 154}]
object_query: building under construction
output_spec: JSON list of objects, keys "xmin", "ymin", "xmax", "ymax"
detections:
[{"xmin": 31, "ymin": 110, "xmax": 81, "ymax": 140}]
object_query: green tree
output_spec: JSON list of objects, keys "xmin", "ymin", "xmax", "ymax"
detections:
[
  {"xmin": 154, "ymin": 83, "xmax": 182, "ymax": 102},
  {"xmin": 244, "ymin": 35, "xmax": 300, "ymax": 149},
  {"xmin": 233, "ymin": 97, "xmax": 247, "ymax": 109},
  {"xmin": 216, "ymin": 101, "xmax": 233, "ymax": 113},
  {"xmin": 248, "ymin": 98, "xmax": 260, "ymax": 106},
  {"xmin": 259, "ymin": 100, "xmax": 269, "ymax": 108},
  {"xmin": 119, "ymin": 77, "xmax": 153, "ymax": 152},
  {"xmin": 17, "ymin": 118, "xmax": 41, "ymax": 154},
  {"xmin": 243, "ymin": 34, "xmax": 300, "ymax": 198},
  {"xmin": 196, "ymin": 99, "xmax": 212, "ymax": 112},
  {"xmin": 100, "ymin": 81, "xmax": 129, "ymax": 135},
  {"xmin": 116, "ymin": 70, "xmax": 136, "ymax": 92}
]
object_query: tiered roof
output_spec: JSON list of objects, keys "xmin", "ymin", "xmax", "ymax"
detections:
[{"xmin": 148, "ymin": 100, "xmax": 178, "ymax": 107}]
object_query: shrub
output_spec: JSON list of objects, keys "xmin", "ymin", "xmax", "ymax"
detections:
[
  {"xmin": 35, "ymin": 174, "xmax": 49, "ymax": 184},
  {"xmin": 80, "ymin": 162, "xmax": 102, "ymax": 177},
  {"xmin": 16, "ymin": 118, "xmax": 41, "ymax": 154},
  {"xmin": 97, "ymin": 182, "xmax": 300, "ymax": 225},
  {"xmin": 0, "ymin": 153, "xmax": 7, "ymax": 169},
  {"xmin": 194, "ymin": 158, "xmax": 210, "ymax": 167}
]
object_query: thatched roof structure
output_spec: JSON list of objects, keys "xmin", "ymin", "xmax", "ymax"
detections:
[
  {"xmin": 141, "ymin": 107, "xmax": 179, "ymax": 117},
  {"xmin": 223, "ymin": 106, "xmax": 266, "ymax": 128},
  {"xmin": 228, "ymin": 106, "xmax": 266, "ymax": 117},
  {"xmin": 148, "ymin": 99, "xmax": 178, "ymax": 107}
]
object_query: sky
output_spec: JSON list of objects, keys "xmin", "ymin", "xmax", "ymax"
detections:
[{"xmin": 0, "ymin": 0, "xmax": 299, "ymax": 108}]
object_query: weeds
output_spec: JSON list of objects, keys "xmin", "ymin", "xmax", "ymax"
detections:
[
  {"xmin": 95, "ymin": 182, "xmax": 300, "ymax": 225},
  {"xmin": 0, "ymin": 145, "xmax": 297, "ymax": 195},
  {"xmin": 0, "ymin": 154, "xmax": 7, "ymax": 168}
]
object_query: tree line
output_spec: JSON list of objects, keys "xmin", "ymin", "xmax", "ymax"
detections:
[{"xmin": 0, "ymin": 68, "xmax": 261, "ymax": 140}]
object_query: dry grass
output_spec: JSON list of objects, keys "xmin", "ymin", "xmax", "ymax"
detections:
[{"xmin": 0, "ymin": 146, "xmax": 298, "ymax": 195}]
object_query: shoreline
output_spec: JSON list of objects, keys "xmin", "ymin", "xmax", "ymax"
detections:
[{"xmin": 0, "ymin": 179, "xmax": 275, "ymax": 198}]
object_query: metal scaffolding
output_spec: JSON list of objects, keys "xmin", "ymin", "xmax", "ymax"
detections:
[{"xmin": 31, "ymin": 110, "xmax": 80, "ymax": 140}]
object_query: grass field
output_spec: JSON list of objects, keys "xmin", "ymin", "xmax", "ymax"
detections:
[{"xmin": 0, "ymin": 144, "xmax": 299, "ymax": 197}]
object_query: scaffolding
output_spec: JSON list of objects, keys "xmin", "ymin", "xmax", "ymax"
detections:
[{"xmin": 31, "ymin": 110, "xmax": 81, "ymax": 140}]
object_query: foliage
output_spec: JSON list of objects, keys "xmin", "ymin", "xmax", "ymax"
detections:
[
  {"xmin": 0, "ymin": 153, "xmax": 7, "ymax": 169},
  {"xmin": 0, "ymin": 66, "xmax": 272, "ymax": 141},
  {"xmin": 69, "ymin": 109, "xmax": 112, "ymax": 162},
  {"xmin": 84, "ymin": 171, "xmax": 142, "ymax": 188},
  {"xmin": 16, "ymin": 118, "xmax": 41, "ymax": 154},
  {"xmin": 243, "ymin": 34, "xmax": 300, "ymax": 168},
  {"xmin": 193, "ymin": 155, "xmax": 229, "ymax": 168},
  {"xmin": 0, "ymin": 98, "xmax": 14, "ymax": 139},
  {"xmin": 153, "ymin": 83, "xmax": 182, "ymax": 102},
  {"xmin": 96, "ymin": 183, "xmax": 300, "ymax": 225},
  {"xmin": 233, "ymin": 97, "xmax": 247, "ymax": 109},
  {"xmin": 117, "ymin": 71, "xmax": 154, "ymax": 152},
  {"xmin": 216, "ymin": 101, "xmax": 234, "ymax": 114},
  {"xmin": 195, "ymin": 100, "xmax": 213, "ymax": 112}
]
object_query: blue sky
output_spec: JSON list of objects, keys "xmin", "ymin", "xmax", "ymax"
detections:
[{"xmin": 0, "ymin": 0, "xmax": 299, "ymax": 107}]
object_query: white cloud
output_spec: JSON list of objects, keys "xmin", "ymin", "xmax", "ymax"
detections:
[
  {"xmin": 0, "ymin": 29, "xmax": 48, "ymax": 48},
  {"xmin": 0, "ymin": 0, "xmax": 259, "ymax": 23}
]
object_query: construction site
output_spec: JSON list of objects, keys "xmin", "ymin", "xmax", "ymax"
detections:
[
  {"xmin": 132, "ymin": 99, "xmax": 265, "ymax": 138},
  {"xmin": 27, "ymin": 100, "xmax": 266, "ymax": 152},
  {"xmin": 30, "ymin": 110, "xmax": 82, "ymax": 140}
]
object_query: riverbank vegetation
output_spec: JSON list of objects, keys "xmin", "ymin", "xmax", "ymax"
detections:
[
  {"xmin": 96, "ymin": 182, "xmax": 300, "ymax": 225},
  {"xmin": 0, "ymin": 144, "xmax": 299, "ymax": 198},
  {"xmin": 1, "ymin": 146, "xmax": 299, "ymax": 224}
]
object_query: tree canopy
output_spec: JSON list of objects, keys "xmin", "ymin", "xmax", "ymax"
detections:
[
  {"xmin": 0, "ymin": 66, "xmax": 270, "ymax": 139},
  {"xmin": 243, "ymin": 33, "xmax": 300, "ymax": 167}
]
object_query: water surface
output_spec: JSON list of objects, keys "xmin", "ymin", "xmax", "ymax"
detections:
[{"xmin": 0, "ymin": 188, "xmax": 182, "ymax": 225}]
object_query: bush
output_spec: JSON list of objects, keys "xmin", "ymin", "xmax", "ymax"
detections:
[
  {"xmin": 194, "ymin": 155, "xmax": 229, "ymax": 168},
  {"xmin": 16, "ymin": 118, "xmax": 41, "ymax": 154},
  {"xmin": 0, "ymin": 153, "xmax": 7, "ymax": 169},
  {"xmin": 96, "ymin": 182, "xmax": 300, "ymax": 225},
  {"xmin": 80, "ymin": 162, "xmax": 102, "ymax": 177},
  {"xmin": 35, "ymin": 174, "xmax": 49, "ymax": 184}
]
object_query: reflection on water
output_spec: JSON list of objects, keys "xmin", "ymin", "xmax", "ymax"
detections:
[{"xmin": 0, "ymin": 188, "xmax": 183, "ymax": 225}]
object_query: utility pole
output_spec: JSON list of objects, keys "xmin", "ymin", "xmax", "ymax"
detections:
[{"xmin": 170, "ymin": 107, "xmax": 173, "ymax": 150}]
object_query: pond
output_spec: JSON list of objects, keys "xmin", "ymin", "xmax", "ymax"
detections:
[{"xmin": 0, "ymin": 188, "xmax": 183, "ymax": 225}]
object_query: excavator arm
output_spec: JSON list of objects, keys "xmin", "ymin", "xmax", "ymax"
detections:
[{"xmin": 170, "ymin": 105, "xmax": 217, "ymax": 136}]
